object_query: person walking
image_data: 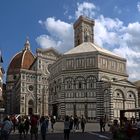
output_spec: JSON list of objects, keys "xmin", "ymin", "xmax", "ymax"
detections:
[
  {"xmin": 102, "ymin": 117, "xmax": 106, "ymax": 132},
  {"xmin": 99, "ymin": 117, "xmax": 104, "ymax": 132},
  {"xmin": 1, "ymin": 116, "xmax": 13, "ymax": 140},
  {"xmin": 64, "ymin": 116, "xmax": 70, "ymax": 140},
  {"xmin": 40, "ymin": 116, "xmax": 48, "ymax": 140}
]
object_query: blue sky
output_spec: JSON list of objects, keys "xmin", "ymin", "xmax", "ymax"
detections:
[{"xmin": 0, "ymin": 0, "xmax": 140, "ymax": 81}]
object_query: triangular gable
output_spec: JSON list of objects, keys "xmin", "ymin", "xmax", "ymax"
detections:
[{"xmin": 113, "ymin": 79, "xmax": 136, "ymax": 87}]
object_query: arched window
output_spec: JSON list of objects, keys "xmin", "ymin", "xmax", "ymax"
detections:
[
  {"xmin": 86, "ymin": 76, "xmax": 96, "ymax": 89},
  {"xmin": 64, "ymin": 77, "xmax": 74, "ymax": 90},
  {"xmin": 75, "ymin": 77, "xmax": 85, "ymax": 90}
]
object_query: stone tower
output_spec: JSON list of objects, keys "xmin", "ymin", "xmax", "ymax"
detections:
[{"xmin": 73, "ymin": 15, "xmax": 95, "ymax": 47}]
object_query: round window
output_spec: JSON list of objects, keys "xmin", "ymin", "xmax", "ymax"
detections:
[{"xmin": 29, "ymin": 85, "xmax": 34, "ymax": 91}]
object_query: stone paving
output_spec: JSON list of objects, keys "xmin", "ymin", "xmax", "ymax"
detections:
[
  {"xmin": 52, "ymin": 121, "xmax": 110, "ymax": 133},
  {"xmin": 8, "ymin": 122, "xmax": 112, "ymax": 140}
]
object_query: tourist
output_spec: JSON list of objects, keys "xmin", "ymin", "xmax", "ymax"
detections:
[
  {"xmin": 64, "ymin": 116, "xmax": 70, "ymax": 140},
  {"xmin": 18, "ymin": 117, "xmax": 25, "ymax": 138},
  {"xmin": 135, "ymin": 119, "xmax": 140, "ymax": 140},
  {"xmin": 24, "ymin": 116, "xmax": 30, "ymax": 135},
  {"xmin": 74, "ymin": 115, "xmax": 79, "ymax": 131},
  {"xmin": 80, "ymin": 115, "xmax": 86, "ymax": 133},
  {"xmin": 50, "ymin": 116, "xmax": 56, "ymax": 132},
  {"xmin": 40, "ymin": 116, "xmax": 48, "ymax": 140},
  {"xmin": 1, "ymin": 116, "xmax": 13, "ymax": 140},
  {"xmin": 30, "ymin": 115, "xmax": 38, "ymax": 140},
  {"xmin": 110, "ymin": 119, "xmax": 120, "ymax": 140},
  {"xmin": 69, "ymin": 115, "xmax": 74, "ymax": 132},
  {"xmin": 99, "ymin": 117, "xmax": 104, "ymax": 132},
  {"xmin": 11, "ymin": 115, "xmax": 17, "ymax": 133}
]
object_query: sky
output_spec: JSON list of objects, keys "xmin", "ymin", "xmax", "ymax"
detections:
[{"xmin": 0, "ymin": 0, "xmax": 140, "ymax": 82}]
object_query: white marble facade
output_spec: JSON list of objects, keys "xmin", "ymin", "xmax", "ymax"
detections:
[
  {"xmin": 6, "ymin": 16, "xmax": 138, "ymax": 121},
  {"xmin": 48, "ymin": 16, "xmax": 138, "ymax": 121}
]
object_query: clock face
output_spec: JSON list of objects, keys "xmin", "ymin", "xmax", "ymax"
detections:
[{"xmin": 28, "ymin": 85, "xmax": 34, "ymax": 91}]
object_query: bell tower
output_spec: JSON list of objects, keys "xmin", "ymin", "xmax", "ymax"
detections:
[{"xmin": 73, "ymin": 16, "xmax": 95, "ymax": 47}]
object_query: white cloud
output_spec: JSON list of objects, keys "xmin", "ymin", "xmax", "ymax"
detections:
[
  {"xmin": 36, "ymin": 17, "xmax": 73, "ymax": 52},
  {"xmin": 137, "ymin": 2, "xmax": 140, "ymax": 12},
  {"xmin": 36, "ymin": 1, "xmax": 140, "ymax": 81},
  {"xmin": 36, "ymin": 35, "xmax": 58, "ymax": 48},
  {"xmin": 75, "ymin": 2, "xmax": 97, "ymax": 18},
  {"xmin": 94, "ymin": 15, "xmax": 123, "ymax": 47},
  {"xmin": 94, "ymin": 15, "xmax": 140, "ymax": 81}
]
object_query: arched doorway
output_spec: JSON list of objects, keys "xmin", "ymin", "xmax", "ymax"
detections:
[
  {"xmin": 52, "ymin": 104, "xmax": 58, "ymax": 118},
  {"xmin": 28, "ymin": 100, "xmax": 34, "ymax": 115}
]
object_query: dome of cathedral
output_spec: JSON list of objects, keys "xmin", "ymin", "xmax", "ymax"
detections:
[{"xmin": 7, "ymin": 39, "xmax": 35, "ymax": 74}]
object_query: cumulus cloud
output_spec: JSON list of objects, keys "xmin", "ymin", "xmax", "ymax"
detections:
[
  {"xmin": 94, "ymin": 15, "xmax": 140, "ymax": 81},
  {"xmin": 75, "ymin": 2, "xmax": 97, "ymax": 18},
  {"xmin": 36, "ymin": 17, "xmax": 73, "ymax": 52},
  {"xmin": 36, "ymin": 35, "xmax": 58, "ymax": 48},
  {"xmin": 137, "ymin": 2, "xmax": 140, "ymax": 12},
  {"xmin": 36, "ymin": 1, "xmax": 140, "ymax": 81},
  {"xmin": 94, "ymin": 15, "xmax": 123, "ymax": 47}
]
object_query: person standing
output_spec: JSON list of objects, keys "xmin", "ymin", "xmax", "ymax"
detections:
[
  {"xmin": 74, "ymin": 115, "xmax": 78, "ymax": 131},
  {"xmin": 18, "ymin": 117, "xmax": 25, "ymax": 139},
  {"xmin": 64, "ymin": 116, "xmax": 70, "ymax": 140},
  {"xmin": 40, "ymin": 116, "xmax": 48, "ymax": 140},
  {"xmin": 136, "ymin": 119, "xmax": 140, "ymax": 140},
  {"xmin": 99, "ymin": 117, "xmax": 104, "ymax": 132},
  {"xmin": 30, "ymin": 115, "xmax": 38, "ymax": 140},
  {"xmin": 50, "ymin": 116, "xmax": 55, "ymax": 132},
  {"xmin": 80, "ymin": 115, "xmax": 86, "ymax": 133},
  {"xmin": 11, "ymin": 115, "xmax": 16, "ymax": 133},
  {"xmin": 24, "ymin": 116, "xmax": 30, "ymax": 136},
  {"xmin": 69, "ymin": 116, "xmax": 74, "ymax": 132}
]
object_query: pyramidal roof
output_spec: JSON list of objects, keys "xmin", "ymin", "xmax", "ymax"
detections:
[{"xmin": 64, "ymin": 42, "xmax": 122, "ymax": 58}]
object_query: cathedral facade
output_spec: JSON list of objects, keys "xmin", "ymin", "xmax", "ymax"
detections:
[
  {"xmin": 6, "ymin": 40, "xmax": 61, "ymax": 116},
  {"xmin": 6, "ymin": 16, "xmax": 138, "ymax": 121}
]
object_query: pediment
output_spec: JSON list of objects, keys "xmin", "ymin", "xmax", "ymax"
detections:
[{"xmin": 114, "ymin": 79, "xmax": 136, "ymax": 87}]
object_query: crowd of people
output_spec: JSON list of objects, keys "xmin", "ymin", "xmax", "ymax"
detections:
[
  {"xmin": 109, "ymin": 117, "xmax": 140, "ymax": 140},
  {"xmin": 0, "ymin": 114, "xmax": 86, "ymax": 140},
  {"xmin": 2, "ymin": 114, "xmax": 140, "ymax": 140}
]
